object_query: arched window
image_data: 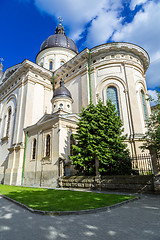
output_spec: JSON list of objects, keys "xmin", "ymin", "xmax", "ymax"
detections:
[
  {"xmin": 106, "ymin": 86, "xmax": 120, "ymax": 115},
  {"xmin": 49, "ymin": 61, "xmax": 53, "ymax": 70},
  {"xmin": 70, "ymin": 134, "xmax": 76, "ymax": 156},
  {"xmin": 46, "ymin": 134, "xmax": 50, "ymax": 157},
  {"xmin": 60, "ymin": 60, "xmax": 65, "ymax": 66},
  {"xmin": 141, "ymin": 90, "xmax": 148, "ymax": 124},
  {"xmin": 32, "ymin": 138, "xmax": 36, "ymax": 160},
  {"xmin": 6, "ymin": 108, "xmax": 12, "ymax": 136}
]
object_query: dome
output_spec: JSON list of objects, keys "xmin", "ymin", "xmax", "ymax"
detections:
[
  {"xmin": 53, "ymin": 79, "xmax": 72, "ymax": 99},
  {"xmin": 40, "ymin": 23, "xmax": 78, "ymax": 54}
]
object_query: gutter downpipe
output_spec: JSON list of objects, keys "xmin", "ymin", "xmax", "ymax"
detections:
[
  {"xmin": 22, "ymin": 131, "xmax": 28, "ymax": 185},
  {"xmin": 88, "ymin": 50, "xmax": 92, "ymax": 104}
]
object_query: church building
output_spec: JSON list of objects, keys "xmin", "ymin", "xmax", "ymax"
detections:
[{"xmin": 0, "ymin": 21, "xmax": 151, "ymax": 187}]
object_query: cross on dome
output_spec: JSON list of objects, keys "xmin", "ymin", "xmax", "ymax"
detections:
[
  {"xmin": 55, "ymin": 17, "xmax": 65, "ymax": 35},
  {"xmin": 58, "ymin": 16, "xmax": 63, "ymax": 26}
]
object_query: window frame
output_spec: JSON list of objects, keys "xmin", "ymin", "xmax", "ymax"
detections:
[
  {"xmin": 31, "ymin": 138, "xmax": 37, "ymax": 160},
  {"xmin": 106, "ymin": 85, "xmax": 120, "ymax": 116},
  {"xmin": 49, "ymin": 60, "xmax": 54, "ymax": 70},
  {"xmin": 45, "ymin": 134, "xmax": 51, "ymax": 158},
  {"xmin": 6, "ymin": 107, "xmax": 12, "ymax": 137},
  {"xmin": 60, "ymin": 60, "xmax": 65, "ymax": 67},
  {"xmin": 140, "ymin": 89, "xmax": 148, "ymax": 124}
]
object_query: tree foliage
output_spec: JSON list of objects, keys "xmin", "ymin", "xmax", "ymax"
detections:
[
  {"xmin": 141, "ymin": 87, "xmax": 160, "ymax": 154},
  {"xmin": 69, "ymin": 100, "xmax": 132, "ymax": 175}
]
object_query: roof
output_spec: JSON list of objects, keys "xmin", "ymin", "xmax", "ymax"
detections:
[
  {"xmin": 53, "ymin": 79, "xmax": 72, "ymax": 99},
  {"xmin": 39, "ymin": 23, "xmax": 78, "ymax": 54}
]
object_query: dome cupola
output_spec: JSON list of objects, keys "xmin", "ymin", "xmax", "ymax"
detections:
[
  {"xmin": 53, "ymin": 79, "xmax": 72, "ymax": 99},
  {"xmin": 51, "ymin": 79, "xmax": 73, "ymax": 114},
  {"xmin": 40, "ymin": 19, "xmax": 78, "ymax": 54},
  {"xmin": 36, "ymin": 18, "xmax": 78, "ymax": 71}
]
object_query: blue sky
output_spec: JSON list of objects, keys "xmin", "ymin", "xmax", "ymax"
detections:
[{"xmin": 0, "ymin": 0, "xmax": 160, "ymax": 103}]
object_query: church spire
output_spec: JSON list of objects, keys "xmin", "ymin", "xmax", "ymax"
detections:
[
  {"xmin": 55, "ymin": 16, "xmax": 65, "ymax": 35},
  {"xmin": 60, "ymin": 79, "xmax": 64, "ymax": 87},
  {"xmin": 0, "ymin": 58, "xmax": 4, "ymax": 79}
]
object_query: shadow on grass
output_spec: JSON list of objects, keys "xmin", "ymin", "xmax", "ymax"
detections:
[
  {"xmin": 0, "ymin": 192, "xmax": 160, "ymax": 240},
  {"xmin": 0, "ymin": 185, "xmax": 135, "ymax": 212}
]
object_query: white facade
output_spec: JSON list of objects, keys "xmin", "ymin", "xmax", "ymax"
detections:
[
  {"xmin": 0, "ymin": 28, "xmax": 151, "ymax": 187},
  {"xmin": 36, "ymin": 47, "xmax": 77, "ymax": 71}
]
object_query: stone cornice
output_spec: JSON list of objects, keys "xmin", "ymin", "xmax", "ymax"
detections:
[
  {"xmin": 23, "ymin": 74, "xmax": 52, "ymax": 90},
  {"xmin": 53, "ymin": 48, "xmax": 89, "ymax": 82},
  {"xmin": 8, "ymin": 145, "xmax": 25, "ymax": 152},
  {"xmin": 0, "ymin": 59, "xmax": 52, "ymax": 88},
  {"xmin": 91, "ymin": 60, "xmax": 144, "ymax": 76},
  {"xmin": 1, "ymin": 136, "xmax": 9, "ymax": 143},
  {"xmin": 24, "ymin": 112, "xmax": 79, "ymax": 133},
  {"xmin": 52, "ymin": 42, "xmax": 149, "ymax": 90},
  {"xmin": 91, "ymin": 42, "xmax": 149, "ymax": 72},
  {"xmin": 1, "ymin": 63, "xmax": 22, "ymax": 83},
  {"xmin": 0, "ymin": 59, "xmax": 53, "ymax": 100}
]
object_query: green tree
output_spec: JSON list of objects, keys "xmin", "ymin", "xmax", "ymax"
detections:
[
  {"xmin": 141, "ymin": 87, "xmax": 160, "ymax": 154},
  {"xmin": 70, "ymin": 100, "xmax": 132, "ymax": 175}
]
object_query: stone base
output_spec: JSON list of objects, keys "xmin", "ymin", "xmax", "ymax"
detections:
[
  {"xmin": 0, "ymin": 167, "xmax": 4, "ymax": 184},
  {"xmin": 23, "ymin": 171, "xmax": 59, "ymax": 188},
  {"xmin": 4, "ymin": 172, "xmax": 18, "ymax": 185},
  {"xmin": 60, "ymin": 175, "xmax": 155, "ymax": 193}
]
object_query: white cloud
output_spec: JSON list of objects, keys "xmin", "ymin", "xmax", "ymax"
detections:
[
  {"xmin": 25, "ymin": 0, "xmax": 159, "ymax": 89},
  {"xmin": 147, "ymin": 89, "xmax": 158, "ymax": 106},
  {"xmin": 130, "ymin": 0, "xmax": 148, "ymax": 10},
  {"xmin": 85, "ymin": 9, "xmax": 122, "ymax": 48},
  {"xmin": 34, "ymin": 0, "xmax": 122, "ymax": 42},
  {"xmin": 146, "ymin": 59, "xmax": 160, "ymax": 90},
  {"xmin": 113, "ymin": 1, "xmax": 160, "ymax": 88}
]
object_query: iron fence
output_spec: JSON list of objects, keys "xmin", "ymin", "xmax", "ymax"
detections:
[{"xmin": 131, "ymin": 154, "xmax": 153, "ymax": 175}]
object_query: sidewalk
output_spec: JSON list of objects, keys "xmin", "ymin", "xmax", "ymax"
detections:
[{"xmin": 0, "ymin": 193, "xmax": 160, "ymax": 240}]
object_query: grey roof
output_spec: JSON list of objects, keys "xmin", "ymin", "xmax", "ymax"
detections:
[
  {"xmin": 53, "ymin": 80, "xmax": 72, "ymax": 99},
  {"xmin": 40, "ymin": 24, "xmax": 78, "ymax": 54}
]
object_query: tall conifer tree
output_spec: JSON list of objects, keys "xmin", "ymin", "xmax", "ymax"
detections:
[
  {"xmin": 70, "ymin": 100, "xmax": 132, "ymax": 175},
  {"xmin": 141, "ymin": 87, "xmax": 160, "ymax": 154}
]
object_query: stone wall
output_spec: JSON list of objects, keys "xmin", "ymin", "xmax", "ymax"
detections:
[{"xmin": 59, "ymin": 175, "xmax": 155, "ymax": 193}]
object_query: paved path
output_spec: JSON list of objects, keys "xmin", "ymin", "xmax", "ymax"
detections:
[{"xmin": 0, "ymin": 194, "xmax": 160, "ymax": 240}]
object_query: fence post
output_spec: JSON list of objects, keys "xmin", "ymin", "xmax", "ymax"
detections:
[
  {"xmin": 149, "ymin": 148, "xmax": 160, "ymax": 176},
  {"xmin": 149, "ymin": 148, "xmax": 160, "ymax": 193}
]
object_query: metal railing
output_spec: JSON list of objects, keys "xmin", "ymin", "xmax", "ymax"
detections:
[
  {"xmin": 157, "ymin": 154, "xmax": 160, "ymax": 172},
  {"xmin": 131, "ymin": 154, "xmax": 153, "ymax": 175}
]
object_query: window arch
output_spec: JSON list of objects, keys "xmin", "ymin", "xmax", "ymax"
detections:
[
  {"xmin": 141, "ymin": 90, "xmax": 148, "ymax": 124},
  {"xmin": 46, "ymin": 134, "xmax": 51, "ymax": 157},
  {"xmin": 106, "ymin": 86, "xmax": 120, "ymax": 115},
  {"xmin": 32, "ymin": 138, "xmax": 37, "ymax": 160},
  {"xmin": 6, "ymin": 108, "xmax": 12, "ymax": 136},
  {"xmin": 60, "ymin": 60, "xmax": 65, "ymax": 66},
  {"xmin": 49, "ymin": 61, "xmax": 53, "ymax": 70}
]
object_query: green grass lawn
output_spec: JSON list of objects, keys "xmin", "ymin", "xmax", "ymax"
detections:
[{"xmin": 0, "ymin": 185, "xmax": 135, "ymax": 211}]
